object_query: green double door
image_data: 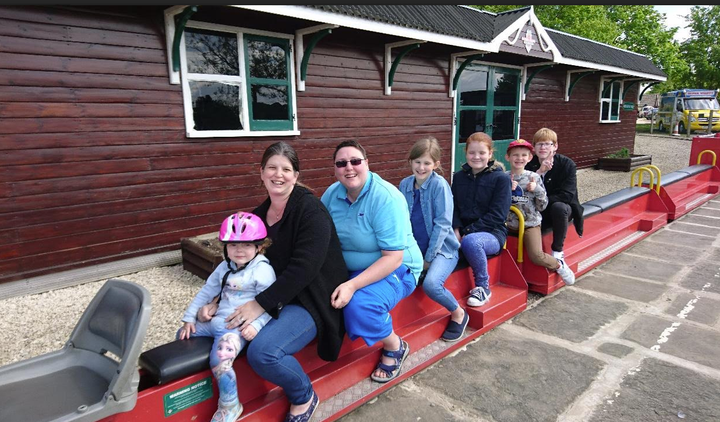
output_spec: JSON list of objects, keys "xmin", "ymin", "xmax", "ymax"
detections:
[{"xmin": 453, "ymin": 64, "xmax": 521, "ymax": 171}]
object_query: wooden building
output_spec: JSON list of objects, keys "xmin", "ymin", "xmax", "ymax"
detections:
[{"xmin": 0, "ymin": 5, "xmax": 666, "ymax": 284}]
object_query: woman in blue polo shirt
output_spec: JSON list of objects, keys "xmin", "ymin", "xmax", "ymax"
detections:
[{"xmin": 321, "ymin": 140, "xmax": 423, "ymax": 384}]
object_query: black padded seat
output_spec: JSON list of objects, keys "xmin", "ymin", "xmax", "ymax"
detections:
[
  {"xmin": 661, "ymin": 170, "xmax": 693, "ymax": 186},
  {"xmin": 581, "ymin": 203, "xmax": 602, "ymax": 219},
  {"xmin": 583, "ymin": 187, "xmax": 649, "ymax": 212},
  {"xmin": 660, "ymin": 165, "xmax": 713, "ymax": 186},
  {"xmin": 139, "ymin": 337, "xmax": 214, "ymax": 385},
  {"xmin": 677, "ymin": 164, "xmax": 712, "ymax": 176}
]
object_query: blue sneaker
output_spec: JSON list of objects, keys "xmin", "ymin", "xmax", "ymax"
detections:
[
  {"xmin": 442, "ymin": 308, "xmax": 469, "ymax": 342},
  {"xmin": 285, "ymin": 391, "xmax": 319, "ymax": 422},
  {"xmin": 467, "ymin": 286, "xmax": 491, "ymax": 307}
]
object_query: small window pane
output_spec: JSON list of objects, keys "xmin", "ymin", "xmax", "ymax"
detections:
[
  {"xmin": 190, "ymin": 81, "xmax": 242, "ymax": 131},
  {"xmin": 492, "ymin": 110, "xmax": 516, "ymax": 140},
  {"xmin": 494, "ymin": 72, "xmax": 518, "ymax": 106},
  {"xmin": 251, "ymin": 85, "xmax": 288, "ymax": 120},
  {"xmin": 459, "ymin": 69, "xmax": 488, "ymax": 106},
  {"xmin": 458, "ymin": 110, "xmax": 487, "ymax": 143},
  {"xmin": 248, "ymin": 40, "xmax": 287, "ymax": 80},
  {"xmin": 601, "ymin": 101, "xmax": 610, "ymax": 120},
  {"xmin": 185, "ymin": 28, "xmax": 239, "ymax": 76},
  {"xmin": 610, "ymin": 100, "xmax": 620, "ymax": 120}
]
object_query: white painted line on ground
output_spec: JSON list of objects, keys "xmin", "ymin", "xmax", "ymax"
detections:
[{"xmin": 652, "ymin": 277, "xmax": 714, "ymax": 352}]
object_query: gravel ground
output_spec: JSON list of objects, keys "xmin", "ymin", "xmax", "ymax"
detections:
[{"xmin": 0, "ymin": 133, "xmax": 694, "ymax": 367}]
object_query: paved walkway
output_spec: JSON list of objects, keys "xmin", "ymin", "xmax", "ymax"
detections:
[{"xmin": 339, "ymin": 198, "xmax": 720, "ymax": 422}]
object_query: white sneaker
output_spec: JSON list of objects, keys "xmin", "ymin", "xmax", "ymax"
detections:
[
  {"xmin": 552, "ymin": 250, "xmax": 565, "ymax": 260},
  {"xmin": 467, "ymin": 286, "xmax": 492, "ymax": 307},
  {"xmin": 556, "ymin": 259, "xmax": 575, "ymax": 286}
]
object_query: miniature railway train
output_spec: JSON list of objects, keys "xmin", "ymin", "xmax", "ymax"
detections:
[{"xmin": 2, "ymin": 134, "xmax": 719, "ymax": 422}]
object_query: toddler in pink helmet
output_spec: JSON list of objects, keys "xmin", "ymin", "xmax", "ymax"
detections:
[{"xmin": 178, "ymin": 211, "xmax": 276, "ymax": 422}]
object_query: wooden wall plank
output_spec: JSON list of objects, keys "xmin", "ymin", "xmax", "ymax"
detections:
[
  {"xmin": 0, "ymin": 52, "xmax": 168, "ymax": 77},
  {"xmin": 0, "ymin": 6, "xmax": 162, "ymax": 34},
  {"xmin": 0, "ymin": 86, "xmax": 181, "ymax": 105},
  {"xmin": 0, "ymin": 34, "xmax": 166, "ymax": 63},
  {"xmin": 0, "ymin": 17, "xmax": 163, "ymax": 50},
  {"xmin": 0, "ymin": 69, "xmax": 177, "ymax": 91},
  {"xmin": 0, "ymin": 117, "xmax": 184, "ymax": 134},
  {"xmin": 0, "ymin": 102, "xmax": 183, "ymax": 118}
]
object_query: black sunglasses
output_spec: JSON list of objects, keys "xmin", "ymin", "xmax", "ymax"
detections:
[{"xmin": 335, "ymin": 158, "xmax": 365, "ymax": 168}]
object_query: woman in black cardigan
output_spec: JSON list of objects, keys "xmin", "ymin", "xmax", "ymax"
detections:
[{"xmin": 202, "ymin": 141, "xmax": 347, "ymax": 421}]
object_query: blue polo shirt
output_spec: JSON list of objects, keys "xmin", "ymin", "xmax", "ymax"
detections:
[{"xmin": 321, "ymin": 171, "xmax": 423, "ymax": 283}]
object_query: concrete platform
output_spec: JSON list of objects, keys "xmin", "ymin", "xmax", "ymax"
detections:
[{"xmin": 338, "ymin": 199, "xmax": 720, "ymax": 422}]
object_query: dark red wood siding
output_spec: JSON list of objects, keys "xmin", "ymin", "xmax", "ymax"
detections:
[
  {"xmin": 0, "ymin": 6, "xmax": 456, "ymax": 283},
  {"xmin": 0, "ymin": 6, "xmax": 642, "ymax": 284},
  {"xmin": 519, "ymin": 67, "xmax": 639, "ymax": 168}
]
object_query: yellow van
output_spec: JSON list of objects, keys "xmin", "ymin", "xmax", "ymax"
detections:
[{"xmin": 655, "ymin": 89, "xmax": 720, "ymax": 134}]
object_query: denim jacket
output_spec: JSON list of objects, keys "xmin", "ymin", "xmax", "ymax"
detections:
[{"xmin": 399, "ymin": 171, "xmax": 460, "ymax": 262}]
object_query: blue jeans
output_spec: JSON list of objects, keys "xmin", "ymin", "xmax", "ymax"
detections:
[
  {"xmin": 344, "ymin": 265, "xmax": 416, "ymax": 346},
  {"xmin": 461, "ymin": 232, "xmax": 500, "ymax": 290},
  {"xmin": 422, "ymin": 253, "xmax": 460, "ymax": 312},
  {"xmin": 246, "ymin": 304, "xmax": 317, "ymax": 405}
]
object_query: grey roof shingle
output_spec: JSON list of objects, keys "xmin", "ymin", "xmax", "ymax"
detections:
[
  {"xmin": 308, "ymin": 5, "xmax": 496, "ymax": 42},
  {"xmin": 305, "ymin": 5, "xmax": 665, "ymax": 78},
  {"xmin": 493, "ymin": 6, "xmax": 531, "ymax": 38},
  {"xmin": 547, "ymin": 29, "xmax": 667, "ymax": 78}
]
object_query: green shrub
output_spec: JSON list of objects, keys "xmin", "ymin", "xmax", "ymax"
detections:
[{"xmin": 605, "ymin": 147, "xmax": 630, "ymax": 159}]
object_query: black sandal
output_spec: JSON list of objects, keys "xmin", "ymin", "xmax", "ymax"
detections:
[{"xmin": 370, "ymin": 338, "xmax": 410, "ymax": 383}]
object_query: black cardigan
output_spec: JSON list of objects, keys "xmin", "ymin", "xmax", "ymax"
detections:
[
  {"xmin": 526, "ymin": 153, "xmax": 584, "ymax": 236},
  {"xmin": 252, "ymin": 185, "xmax": 348, "ymax": 362}
]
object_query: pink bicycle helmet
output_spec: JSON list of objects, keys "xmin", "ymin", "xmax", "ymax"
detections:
[{"xmin": 218, "ymin": 212, "xmax": 267, "ymax": 244}]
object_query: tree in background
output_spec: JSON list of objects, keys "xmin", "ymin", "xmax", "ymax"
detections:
[
  {"xmin": 679, "ymin": 5, "xmax": 720, "ymax": 90},
  {"xmin": 606, "ymin": 5, "xmax": 687, "ymax": 93},
  {"xmin": 473, "ymin": 5, "xmax": 687, "ymax": 93}
]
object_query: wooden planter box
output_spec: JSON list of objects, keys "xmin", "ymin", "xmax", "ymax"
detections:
[
  {"xmin": 597, "ymin": 154, "xmax": 652, "ymax": 172},
  {"xmin": 181, "ymin": 232, "xmax": 224, "ymax": 280}
]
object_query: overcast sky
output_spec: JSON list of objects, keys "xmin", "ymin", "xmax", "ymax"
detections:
[{"xmin": 653, "ymin": 5, "xmax": 707, "ymax": 42}]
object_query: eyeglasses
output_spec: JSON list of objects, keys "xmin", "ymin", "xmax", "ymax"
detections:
[
  {"xmin": 335, "ymin": 158, "xmax": 365, "ymax": 168},
  {"xmin": 535, "ymin": 142, "xmax": 555, "ymax": 148}
]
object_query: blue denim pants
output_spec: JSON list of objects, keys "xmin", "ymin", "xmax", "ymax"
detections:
[
  {"xmin": 460, "ymin": 232, "xmax": 500, "ymax": 290},
  {"xmin": 344, "ymin": 264, "xmax": 416, "ymax": 346},
  {"xmin": 422, "ymin": 252, "xmax": 460, "ymax": 312},
  {"xmin": 246, "ymin": 304, "xmax": 317, "ymax": 405}
]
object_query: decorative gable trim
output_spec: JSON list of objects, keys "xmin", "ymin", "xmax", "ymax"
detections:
[{"xmin": 490, "ymin": 7, "xmax": 560, "ymax": 61}]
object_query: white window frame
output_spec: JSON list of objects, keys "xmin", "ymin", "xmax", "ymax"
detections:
[
  {"xmin": 598, "ymin": 76, "xmax": 623, "ymax": 123},
  {"xmin": 178, "ymin": 20, "xmax": 299, "ymax": 138}
]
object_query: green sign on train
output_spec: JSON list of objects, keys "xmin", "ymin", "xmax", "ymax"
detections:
[{"xmin": 163, "ymin": 377, "xmax": 213, "ymax": 417}]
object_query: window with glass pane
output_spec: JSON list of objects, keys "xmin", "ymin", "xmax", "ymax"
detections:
[
  {"xmin": 459, "ymin": 69, "xmax": 488, "ymax": 106},
  {"xmin": 190, "ymin": 81, "xmax": 242, "ymax": 131},
  {"xmin": 181, "ymin": 24, "xmax": 295, "ymax": 136},
  {"xmin": 245, "ymin": 35, "xmax": 292, "ymax": 131},
  {"xmin": 600, "ymin": 79, "xmax": 622, "ymax": 122},
  {"xmin": 493, "ymin": 72, "xmax": 518, "ymax": 107},
  {"xmin": 492, "ymin": 110, "xmax": 516, "ymax": 140},
  {"xmin": 459, "ymin": 110, "xmax": 487, "ymax": 143},
  {"xmin": 185, "ymin": 28, "xmax": 239, "ymax": 76}
]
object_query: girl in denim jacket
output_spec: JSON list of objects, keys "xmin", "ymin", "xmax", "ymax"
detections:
[{"xmin": 399, "ymin": 137, "xmax": 465, "ymax": 342}]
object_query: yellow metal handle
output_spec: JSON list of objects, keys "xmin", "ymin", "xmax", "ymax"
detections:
[
  {"xmin": 508, "ymin": 205, "xmax": 525, "ymax": 263},
  {"xmin": 630, "ymin": 167, "xmax": 654, "ymax": 191},
  {"xmin": 698, "ymin": 150, "xmax": 717, "ymax": 166},
  {"xmin": 640, "ymin": 164, "xmax": 661, "ymax": 194}
]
